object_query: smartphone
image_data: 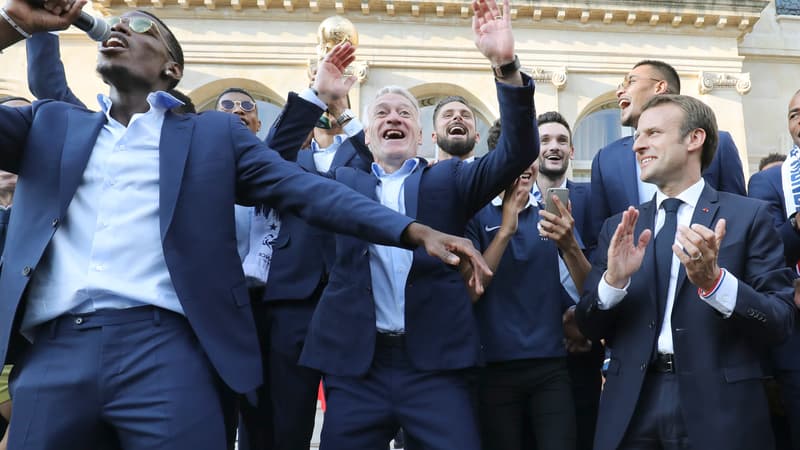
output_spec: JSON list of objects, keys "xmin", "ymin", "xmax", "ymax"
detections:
[{"xmin": 544, "ymin": 187, "xmax": 569, "ymax": 217}]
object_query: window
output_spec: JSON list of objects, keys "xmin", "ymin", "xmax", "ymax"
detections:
[{"xmin": 572, "ymin": 98, "xmax": 633, "ymax": 181}]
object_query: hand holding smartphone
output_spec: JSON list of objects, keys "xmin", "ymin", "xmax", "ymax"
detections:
[{"xmin": 544, "ymin": 187, "xmax": 569, "ymax": 217}]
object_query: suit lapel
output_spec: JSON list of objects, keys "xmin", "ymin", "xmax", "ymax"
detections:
[
  {"xmin": 675, "ymin": 185, "xmax": 720, "ymax": 292},
  {"xmin": 59, "ymin": 109, "xmax": 106, "ymax": 216},
  {"xmin": 403, "ymin": 161, "xmax": 426, "ymax": 220},
  {"xmin": 297, "ymin": 149, "xmax": 316, "ymax": 172},
  {"xmin": 159, "ymin": 112, "xmax": 194, "ymax": 239},
  {"xmin": 331, "ymin": 141, "xmax": 356, "ymax": 169},
  {"xmin": 621, "ymin": 137, "xmax": 640, "ymax": 206}
]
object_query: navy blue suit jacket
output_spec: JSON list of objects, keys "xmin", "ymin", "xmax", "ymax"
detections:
[
  {"xmin": 261, "ymin": 94, "xmax": 370, "ymax": 302},
  {"xmin": 0, "ymin": 100, "xmax": 418, "ymax": 394},
  {"xmin": 27, "ymin": 32, "xmax": 84, "ymax": 107},
  {"xmin": 748, "ymin": 165, "xmax": 800, "ymax": 371},
  {"xmin": 567, "ymin": 179, "xmax": 591, "ymax": 249},
  {"xmin": 299, "ymin": 76, "xmax": 539, "ymax": 376},
  {"xmin": 576, "ymin": 185, "xmax": 795, "ymax": 450},
  {"xmin": 587, "ymin": 132, "xmax": 745, "ymax": 250}
]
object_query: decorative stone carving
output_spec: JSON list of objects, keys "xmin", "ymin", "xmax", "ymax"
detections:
[
  {"xmin": 528, "ymin": 67, "xmax": 567, "ymax": 89},
  {"xmin": 698, "ymin": 72, "xmax": 751, "ymax": 95}
]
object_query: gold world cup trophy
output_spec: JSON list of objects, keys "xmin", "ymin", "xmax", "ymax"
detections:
[{"xmin": 309, "ymin": 16, "xmax": 359, "ymax": 84}]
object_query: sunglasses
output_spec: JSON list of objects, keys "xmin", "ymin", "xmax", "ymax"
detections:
[
  {"xmin": 219, "ymin": 99, "xmax": 256, "ymax": 112},
  {"xmin": 106, "ymin": 16, "xmax": 177, "ymax": 62}
]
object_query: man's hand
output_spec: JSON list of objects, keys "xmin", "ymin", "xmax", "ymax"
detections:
[
  {"xmin": 402, "ymin": 222, "xmax": 492, "ymax": 297},
  {"xmin": 605, "ymin": 206, "xmax": 651, "ymax": 288},
  {"xmin": 539, "ymin": 194, "xmax": 578, "ymax": 251},
  {"xmin": 471, "ymin": 0, "xmax": 521, "ymax": 85},
  {"xmin": 675, "ymin": 219, "xmax": 726, "ymax": 292},
  {"xmin": 563, "ymin": 306, "xmax": 592, "ymax": 353},
  {"xmin": 3, "ymin": 0, "xmax": 85, "ymax": 35},
  {"xmin": 499, "ymin": 178, "xmax": 529, "ymax": 236},
  {"xmin": 311, "ymin": 41, "xmax": 357, "ymax": 108}
]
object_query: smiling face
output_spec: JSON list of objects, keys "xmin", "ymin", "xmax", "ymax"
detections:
[
  {"xmin": 432, "ymin": 100, "xmax": 479, "ymax": 159},
  {"xmin": 365, "ymin": 92, "xmax": 422, "ymax": 172},
  {"xmin": 97, "ymin": 12, "xmax": 182, "ymax": 92},
  {"xmin": 537, "ymin": 121, "xmax": 573, "ymax": 180},
  {"xmin": 634, "ymin": 103, "xmax": 703, "ymax": 196},
  {"xmin": 218, "ymin": 92, "xmax": 261, "ymax": 134},
  {"xmin": 789, "ymin": 91, "xmax": 800, "ymax": 149},
  {"xmin": 616, "ymin": 64, "xmax": 667, "ymax": 128}
]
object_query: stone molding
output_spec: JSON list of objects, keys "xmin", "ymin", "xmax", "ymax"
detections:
[
  {"xmin": 526, "ymin": 66, "xmax": 567, "ymax": 89},
  {"xmin": 92, "ymin": 0, "xmax": 769, "ymax": 37},
  {"xmin": 698, "ymin": 71, "xmax": 751, "ymax": 95}
]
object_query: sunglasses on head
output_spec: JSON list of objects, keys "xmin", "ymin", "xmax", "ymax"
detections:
[
  {"xmin": 219, "ymin": 99, "xmax": 256, "ymax": 112},
  {"xmin": 106, "ymin": 16, "xmax": 177, "ymax": 62}
]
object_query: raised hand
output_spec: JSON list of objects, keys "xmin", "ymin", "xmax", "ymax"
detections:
[
  {"xmin": 471, "ymin": 0, "xmax": 513, "ymax": 66},
  {"xmin": 311, "ymin": 41, "xmax": 357, "ymax": 107},
  {"xmin": 675, "ymin": 219, "xmax": 726, "ymax": 292},
  {"xmin": 499, "ymin": 177, "xmax": 530, "ymax": 235},
  {"xmin": 2, "ymin": 0, "xmax": 85, "ymax": 40},
  {"xmin": 605, "ymin": 207, "xmax": 651, "ymax": 289}
]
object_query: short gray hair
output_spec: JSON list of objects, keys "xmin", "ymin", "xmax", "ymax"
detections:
[{"xmin": 367, "ymin": 85, "xmax": 421, "ymax": 126}]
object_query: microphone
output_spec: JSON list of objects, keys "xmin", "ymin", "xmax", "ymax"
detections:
[
  {"xmin": 72, "ymin": 11, "xmax": 110, "ymax": 41},
  {"xmin": 28, "ymin": 0, "xmax": 110, "ymax": 41}
]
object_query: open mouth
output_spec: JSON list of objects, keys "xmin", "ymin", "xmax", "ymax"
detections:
[
  {"xmin": 519, "ymin": 172, "xmax": 532, "ymax": 180},
  {"xmin": 383, "ymin": 130, "xmax": 405, "ymax": 140},
  {"xmin": 618, "ymin": 99, "xmax": 631, "ymax": 110},
  {"xmin": 447, "ymin": 123, "xmax": 467, "ymax": 136},
  {"xmin": 101, "ymin": 34, "xmax": 128, "ymax": 53}
]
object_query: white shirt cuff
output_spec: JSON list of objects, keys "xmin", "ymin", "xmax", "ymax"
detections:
[
  {"xmin": 597, "ymin": 271, "xmax": 629, "ymax": 310},
  {"xmin": 698, "ymin": 269, "xmax": 737, "ymax": 318},
  {"xmin": 342, "ymin": 118, "xmax": 364, "ymax": 137},
  {"xmin": 298, "ymin": 88, "xmax": 327, "ymax": 111}
]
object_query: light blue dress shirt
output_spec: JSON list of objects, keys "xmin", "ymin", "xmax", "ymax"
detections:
[
  {"xmin": 310, "ymin": 134, "xmax": 346, "ymax": 173},
  {"xmin": 22, "ymin": 92, "xmax": 185, "ymax": 332},
  {"xmin": 368, "ymin": 158, "xmax": 420, "ymax": 332}
]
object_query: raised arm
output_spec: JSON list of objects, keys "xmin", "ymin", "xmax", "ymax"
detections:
[
  {"xmin": 26, "ymin": 32, "xmax": 84, "ymax": 106},
  {"xmin": 0, "ymin": 0, "xmax": 84, "ymax": 51}
]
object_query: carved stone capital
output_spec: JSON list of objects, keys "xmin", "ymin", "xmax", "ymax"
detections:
[
  {"xmin": 527, "ymin": 66, "xmax": 567, "ymax": 89},
  {"xmin": 698, "ymin": 71, "xmax": 751, "ymax": 95}
]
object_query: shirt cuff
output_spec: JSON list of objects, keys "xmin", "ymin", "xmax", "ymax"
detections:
[
  {"xmin": 698, "ymin": 268, "xmax": 737, "ymax": 318},
  {"xmin": 298, "ymin": 88, "xmax": 328, "ymax": 111},
  {"xmin": 597, "ymin": 271, "xmax": 629, "ymax": 310},
  {"xmin": 342, "ymin": 118, "xmax": 364, "ymax": 137}
]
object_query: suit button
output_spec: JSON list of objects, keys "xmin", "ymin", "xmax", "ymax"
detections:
[
  {"xmin": 21, "ymin": 266, "xmax": 32, "ymax": 276},
  {"xmin": 649, "ymin": 321, "xmax": 655, "ymax": 329},
  {"xmin": 75, "ymin": 317, "xmax": 83, "ymax": 325},
  {"xmin": 640, "ymin": 363, "xmax": 647, "ymax": 371},
  {"xmin": 51, "ymin": 218, "xmax": 59, "ymax": 227}
]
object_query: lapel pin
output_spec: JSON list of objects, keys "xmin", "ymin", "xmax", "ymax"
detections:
[{"xmin": 702, "ymin": 207, "xmax": 709, "ymax": 213}]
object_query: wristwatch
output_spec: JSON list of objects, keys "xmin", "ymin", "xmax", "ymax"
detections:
[
  {"xmin": 491, "ymin": 54, "xmax": 520, "ymax": 79},
  {"xmin": 336, "ymin": 109, "xmax": 356, "ymax": 126}
]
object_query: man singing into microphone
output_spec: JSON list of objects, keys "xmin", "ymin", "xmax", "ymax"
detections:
[{"xmin": 0, "ymin": 1, "xmax": 493, "ymax": 449}]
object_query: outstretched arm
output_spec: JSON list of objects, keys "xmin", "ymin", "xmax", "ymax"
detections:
[{"xmin": 0, "ymin": 0, "xmax": 85, "ymax": 50}]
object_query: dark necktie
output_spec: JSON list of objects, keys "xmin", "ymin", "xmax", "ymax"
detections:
[{"xmin": 654, "ymin": 198, "xmax": 682, "ymax": 343}]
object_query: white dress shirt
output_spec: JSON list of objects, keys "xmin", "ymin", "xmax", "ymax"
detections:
[
  {"xmin": 597, "ymin": 179, "xmax": 738, "ymax": 354},
  {"xmin": 23, "ymin": 92, "xmax": 185, "ymax": 333}
]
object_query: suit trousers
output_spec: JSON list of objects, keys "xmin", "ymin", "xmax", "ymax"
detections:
[
  {"xmin": 239, "ymin": 296, "xmax": 321, "ymax": 450},
  {"xmin": 478, "ymin": 357, "xmax": 576, "ymax": 450},
  {"xmin": 567, "ymin": 342, "xmax": 604, "ymax": 450},
  {"xmin": 8, "ymin": 306, "xmax": 227, "ymax": 450},
  {"xmin": 618, "ymin": 372, "xmax": 690, "ymax": 449},
  {"xmin": 320, "ymin": 334, "xmax": 480, "ymax": 450}
]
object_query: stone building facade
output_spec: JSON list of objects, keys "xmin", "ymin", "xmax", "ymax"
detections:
[{"xmin": 1, "ymin": 0, "xmax": 797, "ymax": 179}]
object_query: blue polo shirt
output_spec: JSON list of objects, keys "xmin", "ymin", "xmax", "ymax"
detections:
[{"xmin": 466, "ymin": 194, "xmax": 573, "ymax": 362}]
